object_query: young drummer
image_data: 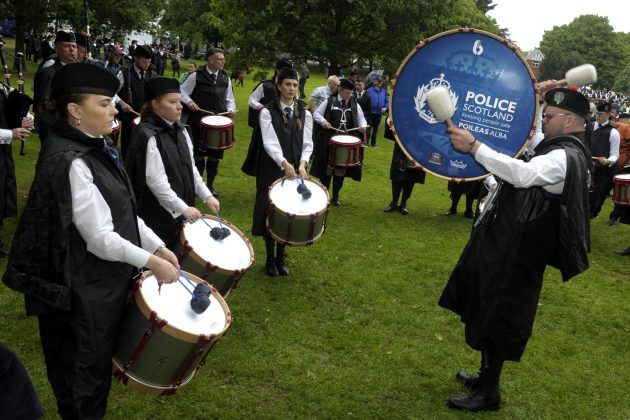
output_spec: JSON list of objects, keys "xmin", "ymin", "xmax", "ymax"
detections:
[
  {"xmin": 126, "ymin": 77, "xmax": 220, "ymax": 248},
  {"xmin": 2, "ymin": 63, "xmax": 180, "ymax": 419},
  {"xmin": 251, "ymin": 67, "xmax": 313, "ymax": 276}
]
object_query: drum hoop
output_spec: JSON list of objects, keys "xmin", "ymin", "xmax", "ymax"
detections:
[
  {"xmin": 267, "ymin": 223, "xmax": 326, "ymax": 247},
  {"xmin": 267, "ymin": 177, "xmax": 331, "ymax": 215},
  {"xmin": 112, "ymin": 358, "xmax": 195, "ymax": 395},
  {"xmin": 135, "ymin": 270, "xmax": 233, "ymax": 343},
  {"xmin": 179, "ymin": 215, "xmax": 255, "ymax": 273},
  {"xmin": 390, "ymin": 27, "xmax": 539, "ymax": 182}
]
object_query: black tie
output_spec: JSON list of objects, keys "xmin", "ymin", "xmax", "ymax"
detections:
[
  {"xmin": 139, "ymin": 70, "xmax": 145, "ymax": 82},
  {"xmin": 103, "ymin": 144, "xmax": 121, "ymax": 169},
  {"xmin": 284, "ymin": 106, "xmax": 293, "ymax": 121},
  {"xmin": 211, "ymin": 73, "xmax": 217, "ymax": 85},
  {"xmin": 341, "ymin": 100, "xmax": 347, "ymax": 108}
]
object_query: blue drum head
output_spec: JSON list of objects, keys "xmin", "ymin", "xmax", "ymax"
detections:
[{"xmin": 391, "ymin": 28, "xmax": 539, "ymax": 181}]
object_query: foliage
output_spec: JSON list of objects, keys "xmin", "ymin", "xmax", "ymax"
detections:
[
  {"xmin": 613, "ymin": 64, "xmax": 630, "ymax": 92},
  {"xmin": 539, "ymin": 50, "xmax": 585, "ymax": 81},
  {"xmin": 160, "ymin": 0, "xmax": 222, "ymax": 47},
  {"xmin": 539, "ymin": 15, "xmax": 625, "ymax": 89},
  {"xmin": 475, "ymin": 0, "xmax": 496, "ymax": 13},
  {"xmin": 212, "ymin": 0, "xmax": 497, "ymax": 76}
]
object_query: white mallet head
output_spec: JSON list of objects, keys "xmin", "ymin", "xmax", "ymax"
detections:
[
  {"xmin": 427, "ymin": 87, "xmax": 455, "ymax": 126},
  {"xmin": 564, "ymin": 64, "xmax": 597, "ymax": 86}
]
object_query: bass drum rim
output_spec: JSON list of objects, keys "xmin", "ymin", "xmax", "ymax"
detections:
[{"xmin": 390, "ymin": 27, "xmax": 539, "ymax": 182}]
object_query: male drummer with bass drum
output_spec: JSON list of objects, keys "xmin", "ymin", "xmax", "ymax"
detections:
[
  {"xmin": 310, "ymin": 78, "xmax": 367, "ymax": 206},
  {"xmin": 125, "ymin": 77, "xmax": 220, "ymax": 249},
  {"xmin": 249, "ymin": 67, "xmax": 313, "ymax": 277},
  {"xmin": 180, "ymin": 47, "xmax": 236, "ymax": 198},
  {"xmin": 438, "ymin": 82, "xmax": 590, "ymax": 412}
]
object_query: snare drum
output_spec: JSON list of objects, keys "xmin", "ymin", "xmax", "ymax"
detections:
[
  {"xmin": 132, "ymin": 116, "xmax": 141, "ymax": 128},
  {"xmin": 113, "ymin": 270, "xmax": 231, "ymax": 396},
  {"xmin": 613, "ymin": 173, "xmax": 630, "ymax": 206},
  {"xmin": 173, "ymin": 215, "xmax": 254, "ymax": 297},
  {"xmin": 110, "ymin": 119, "xmax": 121, "ymax": 147},
  {"xmin": 267, "ymin": 178, "xmax": 329, "ymax": 246},
  {"xmin": 200, "ymin": 115, "xmax": 235, "ymax": 150},
  {"xmin": 330, "ymin": 135, "xmax": 361, "ymax": 167}
]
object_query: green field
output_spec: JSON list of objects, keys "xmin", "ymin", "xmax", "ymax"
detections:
[{"xmin": 1, "ymin": 44, "xmax": 629, "ymax": 419}]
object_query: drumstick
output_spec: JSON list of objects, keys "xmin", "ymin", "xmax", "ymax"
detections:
[
  {"xmin": 197, "ymin": 108, "xmax": 215, "ymax": 115},
  {"xmin": 128, "ymin": 109, "xmax": 141, "ymax": 117},
  {"xmin": 426, "ymin": 87, "xmax": 455, "ymax": 127},
  {"xmin": 344, "ymin": 126, "xmax": 370, "ymax": 132},
  {"xmin": 216, "ymin": 110, "xmax": 238, "ymax": 116},
  {"xmin": 557, "ymin": 64, "xmax": 597, "ymax": 86}
]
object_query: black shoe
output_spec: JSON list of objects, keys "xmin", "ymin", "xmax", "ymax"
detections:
[
  {"xmin": 455, "ymin": 370, "xmax": 480, "ymax": 390},
  {"xmin": 615, "ymin": 247, "xmax": 630, "ymax": 256},
  {"xmin": 209, "ymin": 186, "xmax": 220, "ymax": 198},
  {"xmin": 276, "ymin": 256, "xmax": 289, "ymax": 276},
  {"xmin": 447, "ymin": 389, "xmax": 501, "ymax": 412},
  {"xmin": 608, "ymin": 217, "xmax": 619, "ymax": 226},
  {"xmin": 399, "ymin": 205, "xmax": 409, "ymax": 215},
  {"xmin": 331, "ymin": 197, "xmax": 341, "ymax": 206},
  {"xmin": 265, "ymin": 257, "xmax": 279, "ymax": 277},
  {"xmin": 464, "ymin": 210, "xmax": 474, "ymax": 218},
  {"xmin": 444, "ymin": 208, "xmax": 457, "ymax": 216},
  {"xmin": 384, "ymin": 203, "xmax": 397, "ymax": 212}
]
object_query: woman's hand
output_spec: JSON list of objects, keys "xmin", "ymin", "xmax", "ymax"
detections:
[
  {"xmin": 206, "ymin": 195, "xmax": 220, "ymax": 213},
  {"xmin": 183, "ymin": 206, "xmax": 202, "ymax": 222},
  {"xmin": 283, "ymin": 160, "xmax": 296, "ymax": 178}
]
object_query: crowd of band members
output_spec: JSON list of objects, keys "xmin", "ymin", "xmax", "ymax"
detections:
[{"xmin": 4, "ymin": 30, "xmax": 628, "ymax": 260}]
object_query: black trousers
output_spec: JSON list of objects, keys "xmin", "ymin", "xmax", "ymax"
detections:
[{"xmin": 590, "ymin": 166, "xmax": 615, "ymax": 217}]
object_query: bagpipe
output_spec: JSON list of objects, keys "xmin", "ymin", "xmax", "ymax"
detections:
[{"xmin": 0, "ymin": 41, "xmax": 33, "ymax": 156}]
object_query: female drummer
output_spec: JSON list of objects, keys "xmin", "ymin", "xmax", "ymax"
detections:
[
  {"xmin": 126, "ymin": 77, "xmax": 220, "ymax": 248},
  {"xmin": 2, "ymin": 62, "xmax": 180, "ymax": 419},
  {"xmin": 252, "ymin": 67, "xmax": 313, "ymax": 276}
]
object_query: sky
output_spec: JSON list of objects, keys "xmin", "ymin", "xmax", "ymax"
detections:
[{"xmin": 488, "ymin": 0, "xmax": 630, "ymax": 51}]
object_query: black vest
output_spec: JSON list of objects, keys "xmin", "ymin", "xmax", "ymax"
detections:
[
  {"xmin": 589, "ymin": 122, "xmax": 613, "ymax": 158},
  {"xmin": 324, "ymin": 95, "xmax": 359, "ymax": 131},
  {"xmin": 190, "ymin": 67, "xmax": 229, "ymax": 112},
  {"xmin": 268, "ymin": 104, "xmax": 305, "ymax": 168},
  {"xmin": 3, "ymin": 127, "xmax": 140, "ymax": 314},
  {"xmin": 126, "ymin": 114, "xmax": 195, "ymax": 238},
  {"xmin": 119, "ymin": 66, "xmax": 157, "ymax": 114}
]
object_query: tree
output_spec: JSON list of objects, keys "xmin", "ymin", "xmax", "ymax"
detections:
[
  {"xmin": 539, "ymin": 50, "xmax": 584, "ymax": 81},
  {"xmin": 539, "ymin": 15, "xmax": 625, "ymax": 88},
  {"xmin": 160, "ymin": 0, "xmax": 223, "ymax": 48},
  {"xmin": 211, "ymin": 0, "xmax": 497, "ymax": 76},
  {"xmin": 613, "ymin": 64, "xmax": 630, "ymax": 93}
]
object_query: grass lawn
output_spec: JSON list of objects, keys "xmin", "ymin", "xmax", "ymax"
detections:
[{"xmin": 1, "ymin": 39, "xmax": 629, "ymax": 419}]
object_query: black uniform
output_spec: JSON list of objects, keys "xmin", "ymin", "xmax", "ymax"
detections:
[
  {"xmin": 126, "ymin": 113, "xmax": 196, "ymax": 247},
  {"xmin": 587, "ymin": 121, "xmax": 616, "ymax": 217},
  {"xmin": 187, "ymin": 66, "xmax": 231, "ymax": 191},
  {"xmin": 117, "ymin": 64, "xmax": 158, "ymax": 158},
  {"xmin": 3, "ymin": 124, "xmax": 142, "ymax": 418},
  {"xmin": 242, "ymin": 78, "xmax": 278, "ymax": 176},
  {"xmin": 33, "ymin": 59, "xmax": 63, "ymax": 141},
  {"xmin": 383, "ymin": 122, "xmax": 425, "ymax": 209},
  {"xmin": 310, "ymin": 95, "xmax": 362, "ymax": 202},
  {"xmin": 439, "ymin": 135, "xmax": 590, "ymax": 362}
]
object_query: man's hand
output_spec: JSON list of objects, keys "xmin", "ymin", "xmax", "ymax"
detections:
[
  {"xmin": 206, "ymin": 195, "xmax": 220, "ymax": 213},
  {"xmin": 188, "ymin": 101, "xmax": 201, "ymax": 112},
  {"xmin": 11, "ymin": 127, "xmax": 29, "ymax": 141},
  {"xmin": 447, "ymin": 126, "xmax": 481, "ymax": 155},
  {"xmin": 118, "ymin": 100, "xmax": 133, "ymax": 113},
  {"xmin": 183, "ymin": 206, "xmax": 202, "ymax": 222},
  {"xmin": 283, "ymin": 160, "xmax": 296, "ymax": 178}
]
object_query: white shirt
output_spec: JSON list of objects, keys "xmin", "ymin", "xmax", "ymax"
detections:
[
  {"xmin": 145, "ymin": 122, "xmax": 212, "ymax": 216},
  {"xmin": 313, "ymin": 95, "xmax": 367, "ymax": 128},
  {"xmin": 475, "ymin": 143, "xmax": 567, "ymax": 194},
  {"xmin": 593, "ymin": 121, "xmax": 620, "ymax": 163},
  {"xmin": 248, "ymin": 82, "xmax": 268, "ymax": 110},
  {"xmin": 260, "ymin": 103, "xmax": 314, "ymax": 168},
  {"xmin": 69, "ymin": 158, "xmax": 163, "ymax": 269},
  {"xmin": 180, "ymin": 67, "xmax": 236, "ymax": 111}
]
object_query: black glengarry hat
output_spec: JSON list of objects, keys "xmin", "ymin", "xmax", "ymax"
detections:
[
  {"xmin": 50, "ymin": 62, "xmax": 120, "ymax": 98},
  {"xmin": 144, "ymin": 77, "xmax": 180, "ymax": 101},
  {"xmin": 275, "ymin": 59, "xmax": 293, "ymax": 70},
  {"xmin": 277, "ymin": 67, "xmax": 298, "ymax": 82},
  {"xmin": 339, "ymin": 78, "xmax": 355, "ymax": 91},
  {"xmin": 133, "ymin": 45, "xmax": 152, "ymax": 59},
  {"xmin": 596, "ymin": 102, "xmax": 612, "ymax": 113},
  {"xmin": 55, "ymin": 31, "xmax": 76, "ymax": 44},
  {"xmin": 544, "ymin": 88, "xmax": 590, "ymax": 121}
]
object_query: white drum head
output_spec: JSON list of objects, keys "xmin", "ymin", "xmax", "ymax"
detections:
[
  {"xmin": 182, "ymin": 218, "xmax": 251, "ymax": 271},
  {"xmin": 201, "ymin": 115, "xmax": 232, "ymax": 127},
  {"xmin": 140, "ymin": 274, "xmax": 227, "ymax": 336},
  {"xmin": 615, "ymin": 173, "xmax": 630, "ymax": 181},
  {"xmin": 112, "ymin": 119, "xmax": 120, "ymax": 130},
  {"xmin": 331, "ymin": 134, "xmax": 360, "ymax": 145},
  {"xmin": 133, "ymin": 116, "xmax": 141, "ymax": 126},
  {"xmin": 269, "ymin": 179, "xmax": 328, "ymax": 214}
]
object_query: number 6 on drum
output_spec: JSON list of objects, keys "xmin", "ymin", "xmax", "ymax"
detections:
[{"xmin": 426, "ymin": 86, "xmax": 455, "ymax": 128}]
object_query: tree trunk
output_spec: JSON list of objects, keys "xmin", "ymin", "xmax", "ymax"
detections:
[{"xmin": 329, "ymin": 58, "xmax": 339, "ymax": 77}]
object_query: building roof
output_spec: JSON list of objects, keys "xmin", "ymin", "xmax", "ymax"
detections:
[{"xmin": 525, "ymin": 49, "xmax": 544, "ymax": 62}]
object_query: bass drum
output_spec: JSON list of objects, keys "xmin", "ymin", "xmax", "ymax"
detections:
[{"xmin": 390, "ymin": 28, "xmax": 539, "ymax": 181}]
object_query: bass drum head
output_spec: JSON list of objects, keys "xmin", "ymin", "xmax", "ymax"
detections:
[
  {"xmin": 391, "ymin": 28, "xmax": 538, "ymax": 181},
  {"xmin": 269, "ymin": 178, "xmax": 329, "ymax": 215}
]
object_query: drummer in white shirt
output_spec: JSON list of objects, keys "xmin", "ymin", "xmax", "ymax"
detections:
[
  {"xmin": 126, "ymin": 77, "xmax": 220, "ymax": 248},
  {"xmin": 251, "ymin": 67, "xmax": 313, "ymax": 277}
]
